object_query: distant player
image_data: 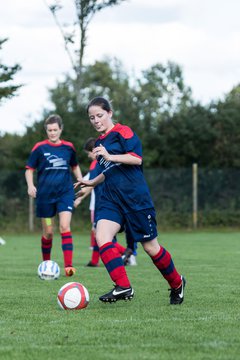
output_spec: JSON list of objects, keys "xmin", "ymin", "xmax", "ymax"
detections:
[
  {"xmin": 25, "ymin": 114, "xmax": 83, "ymax": 276},
  {"xmin": 76, "ymin": 97, "xmax": 186, "ymax": 304}
]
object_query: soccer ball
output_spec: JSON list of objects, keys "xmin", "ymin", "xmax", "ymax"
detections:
[
  {"xmin": 57, "ymin": 282, "xmax": 89, "ymax": 310},
  {"xmin": 38, "ymin": 260, "xmax": 60, "ymax": 280}
]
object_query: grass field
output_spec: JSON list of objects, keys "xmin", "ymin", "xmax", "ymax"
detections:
[{"xmin": 0, "ymin": 230, "xmax": 239, "ymax": 360}]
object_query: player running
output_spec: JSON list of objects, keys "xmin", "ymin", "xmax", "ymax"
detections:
[
  {"xmin": 25, "ymin": 114, "xmax": 82, "ymax": 277},
  {"xmin": 75, "ymin": 97, "xmax": 186, "ymax": 305}
]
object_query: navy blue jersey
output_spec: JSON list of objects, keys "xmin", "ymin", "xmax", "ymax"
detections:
[
  {"xmin": 95, "ymin": 123, "xmax": 154, "ymax": 213},
  {"xmin": 26, "ymin": 140, "xmax": 78, "ymax": 203}
]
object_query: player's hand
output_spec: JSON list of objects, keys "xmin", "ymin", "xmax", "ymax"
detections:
[
  {"xmin": 74, "ymin": 179, "xmax": 94, "ymax": 189},
  {"xmin": 75, "ymin": 189, "xmax": 85, "ymax": 198},
  {"xmin": 93, "ymin": 144, "xmax": 111, "ymax": 161},
  {"xmin": 74, "ymin": 197, "xmax": 82, "ymax": 208},
  {"xmin": 28, "ymin": 185, "xmax": 37, "ymax": 198}
]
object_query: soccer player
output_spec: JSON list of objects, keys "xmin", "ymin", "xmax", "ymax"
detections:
[
  {"xmin": 75, "ymin": 97, "xmax": 186, "ymax": 304},
  {"xmin": 25, "ymin": 114, "xmax": 83, "ymax": 277},
  {"xmin": 74, "ymin": 137, "xmax": 133, "ymax": 267}
]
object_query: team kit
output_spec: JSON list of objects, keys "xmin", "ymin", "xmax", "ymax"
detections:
[{"xmin": 25, "ymin": 97, "xmax": 186, "ymax": 309}]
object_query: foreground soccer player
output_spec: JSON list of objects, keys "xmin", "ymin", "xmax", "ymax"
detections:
[
  {"xmin": 74, "ymin": 137, "xmax": 135, "ymax": 267},
  {"xmin": 75, "ymin": 97, "xmax": 186, "ymax": 305},
  {"xmin": 25, "ymin": 114, "xmax": 82, "ymax": 277}
]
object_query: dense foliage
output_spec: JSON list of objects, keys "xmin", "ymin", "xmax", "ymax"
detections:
[
  {"xmin": 1, "ymin": 57, "xmax": 240, "ymax": 229},
  {"xmin": 0, "ymin": 38, "xmax": 22, "ymax": 105}
]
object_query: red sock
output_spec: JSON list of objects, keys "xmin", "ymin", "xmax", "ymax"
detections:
[
  {"xmin": 41, "ymin": 236, "xmax": 52, "ymax": 261},
  {"xmin": 113, "ymin": 242, "xmax": 126, "ymax": 255},
  {"xmin": 151, "ymin": 246, "xmax": 182, "ymax": 289},
  {"xmin": 99, "ymin": 242, "xmax": 130, "ymax": 288},
  {"xmin": 61, "ymin": 231, "xmax": 73, "ymax": 267},
  {"xmin": 91, "ymin": 238, "xmax": 100, "ymax": 265},
  {"xmin": 90, "ymin": 229, "xmax": 95, "ymax": 248}
]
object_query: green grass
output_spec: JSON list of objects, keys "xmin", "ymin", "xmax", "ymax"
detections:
[{"xmin": 0, "ymin": 231, "xmax": 239, "ymax": 360}]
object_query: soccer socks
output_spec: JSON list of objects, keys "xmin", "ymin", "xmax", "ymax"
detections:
[
  {"xmin": 41, "ymin": 236, "xmax": 52, "ymax": 261},
  {"xmin": 90, "ymin": 238, "xmax": 126, "ymax": 266},
  {"xmin": 151, "ymin": 246, "xmax": 182, "ymax": 289},
  {"xmin": 61, "ymin": 231, "xmax": 73, "ymax": 267},
  {"xmin": 91, "ymin": 238, "xmax": 100, "ymax": 265},
  {"xmin": 99, "ymin": 242, "xmax": 130, "ymax": 288},
  {"xmin": 90, "ymin": 229, "xmax": 95, "ymax": 248},
  {"xmin": 113, "ymin": 241, "xmax": 126, "ymax": 255}
]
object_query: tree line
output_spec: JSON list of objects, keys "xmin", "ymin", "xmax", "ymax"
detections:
[
  {"xmin": 1, "ymin": 57, "xmax": 240, "ymax": 173},
  {"xmin": 1, "ymin": 31, "xmax": 240, "ymax": 229}
]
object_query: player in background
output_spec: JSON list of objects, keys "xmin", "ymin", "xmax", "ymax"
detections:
[
  {"xmin": 25, "ymin": 114, "xmax": 83, "ymax": 277},
  {"xmin": 77, "ymin": 139, "xmax": 97, "ymax": 252},
  {"xmin": 75, "ymin": 97, "xmax": 186, "ymax": 305},
  {"xmin": 74, "ymin": 137, "xmax": 135, "ymax": 267}
]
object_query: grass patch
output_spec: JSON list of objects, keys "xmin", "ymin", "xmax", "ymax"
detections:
[{"xmin": 0, "ymin": 231, "xmax": 239, "ymax": 359}]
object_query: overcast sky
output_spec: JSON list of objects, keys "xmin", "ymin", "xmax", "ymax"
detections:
[{"xmin": 0, "ymin": 0, "xmax": 240, "ymax": 134}]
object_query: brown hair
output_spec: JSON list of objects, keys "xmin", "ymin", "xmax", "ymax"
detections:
[
  {"xmin": 44, "ymin": 114, "xmax": 63, "ymax": 130},
  {"xmin": 83, "ymin": 137, "xmax": 96, "ymax": 152},
  {"xmin": 86, "ymin": 97, "xmax": 112, "ymax": 113}
]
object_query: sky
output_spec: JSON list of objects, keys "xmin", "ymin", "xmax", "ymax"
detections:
[{"xmin": 0, "ymin": 0, "xmax": 240, "ymax": 134}]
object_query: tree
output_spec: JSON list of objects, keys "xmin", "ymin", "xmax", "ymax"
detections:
[
  {"xmin": 131, "ymin": 61, "xmax": 193, "ymax": 166},
  {"xmin": 208, "ymin": 84, "xmax": 240, "ymax": 167},
  {"xmin": 20, "ymin": 59, "xmax": 197, "ymax": 169},
  {"xmin": 44, "ymin": 0, "xmax": 127, "ymax": 103},
  {"xmin": 0, "ymin": 38, "xmax": 22, "ymax": 104}
]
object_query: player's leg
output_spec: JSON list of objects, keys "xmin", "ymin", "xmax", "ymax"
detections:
[
  {"xmin": 87, "ymin": 225, "xmax": 100, "ymax": 267},
  {"xmin": 37, "ymin": 201, "xmax": 55, "ymax": 261},
  {"xmin": 59, "ymin": 210, "xmax": 76, "ymax": 276},
  {"xmin": 122, "ymin": 230, "xmax": 137, "ymax": 266},
  {"xmin": 112, "ymin": 237, "xmax": 127, "ymax": 255},
  {"xmin": 41, "ymin": 217, "xmax": 54, "ymax": 261},
  {"xmin": 125, "ymin": 209, "xmax": 185, "ymax": 304},
  {"xmin": 57, "ymin": 192, "xmax": 76, "ymax": 276},
  {"xmin": 142, "ymin": 238, "xmax": 185, "ymax": 304},
  {"xmin": 96, "ymin": 217, "xmax": 134, "ymax": 302},
  {"xmin": 89, "ymin": 210, "xmax": 95, "ymax": 249}
]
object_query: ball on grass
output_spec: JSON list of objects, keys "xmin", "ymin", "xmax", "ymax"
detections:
[
  {"xmin": 57, "ymin": 282, "xmax": 89, "ymax": 310},
  {"xmin": 38, "ymin": 260, "xmax": 60, "ymax": 280}
]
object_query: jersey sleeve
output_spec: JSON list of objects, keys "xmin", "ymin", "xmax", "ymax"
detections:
[
  {"xmin": 25, "ymin": 147, "xmax": 40, "ymax": 170},
  {"xmin": 69, "ymin": 147, "xmax": 79, "ymax": 168},
  {"xmin": 119, "ymin": 127, "xmax": 142, "ymax": 159},
  {"xmin": 89, "ymin": 161, "xmax": 102, "ymax": 179}
]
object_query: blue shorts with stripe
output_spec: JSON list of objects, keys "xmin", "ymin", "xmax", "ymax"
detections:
[
  {"xmin": 96, "ymin": 205, "xmax": 158, "ymax": 244},
  {"xmin": 36, "ymin": 191, "xmax": 74, "ymax": 218}
]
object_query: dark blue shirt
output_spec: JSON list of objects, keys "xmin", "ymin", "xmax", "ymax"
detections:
[
  {"xmin": 95, "ymin": 123, "xmax": 154, "ymax": 213},
  {"xmin": 26, "ymin": 139, "xmax": 78, "ymax": 203}
]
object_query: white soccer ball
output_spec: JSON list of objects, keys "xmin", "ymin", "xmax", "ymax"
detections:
[
  {"xmin": 38, "ymin": 260, "xmax": 60, "ymax": 280},
  {"xmin": 57, "ymin": 282, "xmax": 90, "ymax": 310}
]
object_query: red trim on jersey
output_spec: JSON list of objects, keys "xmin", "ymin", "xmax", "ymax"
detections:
[
  {"xmin": 31, "ymin": 139, "xmax": 75, "ymax": 152},
  {"xmin": 98, "ymin": 123, "xmax": 134, "ymax": 140},
  {"xmin": 89, "ymin": 159, "xmax": 98, "ymax": 170},
  {"xmin": 25, "ymin": 166, "xmax": 35, "ymax": 170},
  {"xmin": 127, "ymin": 152, "xmax": 142, "ymax": 159},
  {"xmin": 61, "ymin": 140, "xmax": 76, "ymax": 151}
]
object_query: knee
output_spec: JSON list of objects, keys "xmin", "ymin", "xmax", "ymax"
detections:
[
  {"xmin": 44, "ymin": 230, "xmax": 53, "ymax": 239},
  {"xmin": 59, "ymin": 224, "xmax": 70, "ymax": 234},
  {"xmin": 142, "ymin": 238, "xmax": 160, "ymax": 257}
]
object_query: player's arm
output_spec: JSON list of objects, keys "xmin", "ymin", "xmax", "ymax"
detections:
[
  {"xmin": 93, "ymin": 144, "xmax": 142, "ymax": 165},
  {"xmin": 25, "ymin": 169, "xmax": 37, "ymax": 198},
  {"xmin": 74, "ymin": 187, "xmax": 92, "ymax": 208},
  {"xmin": 72, "ymin": 164, "xmax": 83, "ymax": 182},
  {"xmin": 74, "ymin": 173, "xmax": 105, "ymax": 189},
  {"xmin": 75, "ymin": 186, "xmax": 92, "ymax": 200}
]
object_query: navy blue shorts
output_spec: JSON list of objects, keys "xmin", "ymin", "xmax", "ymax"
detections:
[
  {"xmin": 36, "ymin": 192, "xmax": 74, "ymax": 218},
  {"xmin": 96, "ymin": 205, "xmax": 158, "ymax": 243}
]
